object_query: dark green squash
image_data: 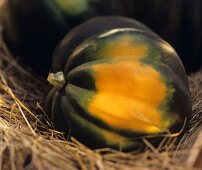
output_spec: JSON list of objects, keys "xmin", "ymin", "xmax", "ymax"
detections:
[{"xmin": 46, "ymin": 17, "xmax": 191, "ymax": 151}]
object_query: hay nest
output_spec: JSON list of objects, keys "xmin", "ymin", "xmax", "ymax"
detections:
[{"xmin": 0, "ymin": 34, "xmax": 202, "ymax": 170}]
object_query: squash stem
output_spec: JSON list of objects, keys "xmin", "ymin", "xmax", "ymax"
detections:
[{"xmin": 47, "ymin": 71, "xmax": 65, "ymax": 89}]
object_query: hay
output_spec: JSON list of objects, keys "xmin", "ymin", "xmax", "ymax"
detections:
[{"xmin": 0, "ymin": 34, "xmax": 202, "ymax": 170}]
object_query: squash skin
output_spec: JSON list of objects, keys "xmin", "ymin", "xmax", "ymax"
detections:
[
  {"xmin": 52, "ymin": 17, "xmax": 156, "ymax": 73},
  {"xmin": 47, "ymin": 17, "xmax": 191, "ymax": 151}
]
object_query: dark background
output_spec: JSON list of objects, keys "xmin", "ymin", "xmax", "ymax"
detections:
[{"xmin": 2, "ymin": 0, "xmax": 202, "ymax": 75}]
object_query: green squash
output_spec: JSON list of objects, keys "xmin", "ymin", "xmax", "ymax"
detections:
[{"xmin": 47, "ymin": 16, "xmax": 191, "ymax": 151}]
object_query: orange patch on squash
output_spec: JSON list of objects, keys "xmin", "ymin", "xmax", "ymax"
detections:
[
  {"xmin": 101, "ymin": 35, "xmax": 147, "ymax": 59},
  {"xmin": 88, "ymin": 60, "xmax": 172, "ymax": 133}
]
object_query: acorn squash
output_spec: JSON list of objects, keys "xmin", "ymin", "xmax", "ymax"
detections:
[{"xmin": 47, "ymin": 16, "xmax": 191, "ymax": 151}]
